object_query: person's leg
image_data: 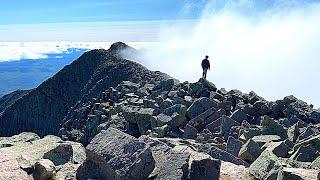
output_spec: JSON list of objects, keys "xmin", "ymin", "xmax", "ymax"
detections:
[{"xmin": 203, "ymin": 69, "xmax": 207, "ymax": 79}]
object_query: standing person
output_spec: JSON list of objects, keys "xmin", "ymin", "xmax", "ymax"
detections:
[{"xmin": 201, "ymin": 55, "xmax": 211, "ymax": 79}]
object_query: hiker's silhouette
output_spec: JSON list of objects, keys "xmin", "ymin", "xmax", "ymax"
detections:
[{"xmin": 201, "ymin": 55, "xmax": 210, "ymax": 79}]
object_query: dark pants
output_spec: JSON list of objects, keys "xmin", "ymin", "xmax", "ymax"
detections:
[{"xmin": 202, "ymin": 68, "xmax": 208, "ymax": 79}]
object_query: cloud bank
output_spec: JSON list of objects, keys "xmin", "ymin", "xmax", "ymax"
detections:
[
  {"xmin": 141, "ymin": 0, "xmax": 320, "ymax": 107},
  {"xmin": 0, "ymin": 42, "xmax": 153, "ymax": 62}
]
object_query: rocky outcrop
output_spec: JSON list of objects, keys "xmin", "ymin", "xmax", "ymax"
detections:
[
  {"xmin": 0, "ymin": 42, "xmax": 170, "ymax": 137},
  {"xmin": 0, "ymin": 89, "xmax": 31, "ymax": 114},
  {"xmin": 0, "ymin": 132, "xmax": 86, "ymax": 180}
]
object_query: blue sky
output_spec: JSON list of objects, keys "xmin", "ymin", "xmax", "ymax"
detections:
[{"xmin": 0, "ymin": 0, "xmax": 205, "ymax": 25}]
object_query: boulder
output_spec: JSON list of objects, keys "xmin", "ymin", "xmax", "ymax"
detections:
[
  {"xmin": 253, "ymin": 100, "xmax": 271, "ymax": 116},
  {"xmin": 261, "ymin": 116, "xmax": 288, "ymax": 139},
  {"xmin": 139, "ymin": 136, "xmax": 221, "ymax": 180},
  {"xmin": 209, "ymin": 146, "xmax": 249, "ymax": 167},
  {"xmin": 311, "ymin": 156, "xmax": 320, "ymax": 170},
  {"xmin": 290, "ymin": 144, "xmax": 318, "ymax": 162},
  {"xmin": 187, "ymin": 97, "xmax": 217, "ymax": 119},
  {"xmin": 226, "ymin": 136, "xmax": 244, "ymax": 157},
  {"xmin": 242, "ymin": 128, "xmax": 262, "ymax": 140},
  {"xmin": 293, "ymin": 135, "xmax": 320, "ymax": 153},
  {"xmin": 251, "ymin": 135, "xmax": 282, "ymax": 147},
  {"xmin": 283, "ymin": 167, "xmax": 320, "ymax": 180},
  {"xmin": 205, "ymin": 118, "xmax": 222, "ymax": 134},
  {"xmin": 287, "ymin": 123, "xmax": 300, "ymax": 142},
  {"xmin": 297, "ymin": 126, "xmax": 316, "ymax": 142},
  {"xmin": 76, "ymin": 150, "xmax": 119, "ymax": 180},
  {"xmin": 154, "ymin": 79, "xmax": 177, "ymax": 91},
  {"xmin": 262, "ymin": 141, "xmax": 291, "ymax": 158},
  {"xmin": 220, "ymin": 115, "xmax": 240, "ymax": 139},
  {"xmin": 230, "ymin": 109, "xmax": 248, "ymax": 123},
  {"xmin": 0, "ymin": 132, "xmax": 40, "ymax": 148},
  {"xmin": 249, "ymin": 150, "xmax": 281, "ymax": 179},
  {"xmin": 163, "ymin": 104, "xmax": 187, "ymax": 127},
  {"xmin": 154, "ymin": 113, "xmax": 172, "ymax": 128},
  {"xmin": 183, "ymin": 125, "xmax": 198, "ymax": 139},
  {"xmin": 310, "ymin": 110, "xmax": 320, "ymax": 124},
  {"xmin": 43, "ymin": 142, "xmax": 86, "ymax": 166},
  {"xmin": 0, "ymin": 152, "xmax": 31, "ymax": 179},
  {"xmin": 33, "ymin": 159, "xmax": 56, "ymax": 180},
  {"xmin": 198, "ymin": 78, "xmax": 217, "ymax": 91},
  {"xmin": 159, "ymin": 98, "xmax": 173, "ymax": 111},
  {"xmin": 238, "ymin": 139, "xmax": 262, "ymax": 163},
  {"xmin": 138, "ymin": 136, "xmax": 183, "ymax": 179},
  {"xmin": 188, "ymin": 151, "xmax": 221, "ymax": 180},
  {"xmin": 283, "ymin": 99, "xmax": 311, "ymax": 122},
  {"xmin": 187, "ymin": 107, "xmax": 217, "ymax": 130},
  {"xmin": 84, "ymin": 128, "xmax": 155, "ymax": 179},
  {"xmin": 121, "ymin": 106, "xmax": 156, "ymax": 135},
  {"xmin": 152, "ymin": 125, "xmax": 170, "ymax": 138}
]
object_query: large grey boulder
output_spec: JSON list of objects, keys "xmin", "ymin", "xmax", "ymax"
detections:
[
  {"xmin": 43, "ymin": 142, "xmax": 86, "ymax": 166},
  {"xmin": 220, "ymin": 115, "xmax": 240, "ymax": 139},
  {"xmin": 187, "ymin": 97, "xmax": 217, "ymax": 119},
  {"xmin": 293, "ymin": 135, "xmax": 320, "ymax": 153},
  {"xmin": 262, "ymin": 141, "xmax": 290, "ymax": 158},
  {"xmin": 183, "ymin": 125, "xmax": 198, "ymax": 139},
  {"xmin": 76, "ymin": 150, "xmax": 119, "ymax": 180},
  {"xmin": 0, "ymin": 132, "xmax": 40, "ymax": 148},
  {"xmin": 261, "ymin": 116, "xmax": 288, "ymax": 139},
  {"xmin": 209, "ymin": 146, "xmax": 249, "ymax": 167},
  {"xmin": 311, "ymin": 156, "xmax": 320, "ymax": 170},
  {"xmin": 230, "ymin": 109, "xmax": 248, "ymax": 123},
  {"xmin": 121, "ymin": 105, "xmax": 156, "ymax": 135},
  {"xmin": 238, "ymin": 139, "xmax": 262, "ymax": 163},
  {"xmin": 226, "ymin": 136, "xmax": 244, "ymax": 157},
  {"xmin": 290, "ymin": 144, "xmax": 318, "ymax": 162},
  {"xmin": 188, "ymin": 150, "xmax": 221, "ymax": 180},
  {"xmin": 83, "ymin": 128, "xmax": 155, "ymax": 180},
  {"xmin": 139, "ymin": 136, "xmax": 221, "ymax": 180},
  {"xmin": 162, "ymin": 104, "xmax": 187, "ymax": 127},
  {"xmin": 297, "ymin": 126, "xmax": 316, "ymax": 142},
  {"xmin": 251, "ymin": 135, "xmax": 282, "ymax": 147},
  {"xmin": 249, "ymin": 150, "xmax": 281, "ymax": 179},
  {"xmin": 154, "ymin": 78, "xmax": 177, "ymax": 91},
  {"xmin": 187, "ymin": 107, "xmax": 217, "ymax": 130},
  {"xmin": 138, "ymin": 136, "xmax": 185, "ymax": 179},
  {"xmin": 283, "ymin": 167, "xmax": 320, "ymax": 180}
]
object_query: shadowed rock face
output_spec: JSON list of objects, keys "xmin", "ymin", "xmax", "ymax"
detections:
[
  {"xmin": 0, "ymin": 42, "xmax": 170, "ymax": 137},
  {"xmin": 0, "ymin": 90, "xmax": 31, "ymax": 114}
]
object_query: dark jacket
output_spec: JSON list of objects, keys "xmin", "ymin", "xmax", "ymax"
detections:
[{"xmin": 201, "ymin": 59, "xmax": 210, "ymax": 69}]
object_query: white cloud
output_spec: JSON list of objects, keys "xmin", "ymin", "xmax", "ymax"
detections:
[
  {"xmin": 140, "ymin": 0, "xmax": 320, "ymax": 107},
  {"xmin": 0, "ymin": 42, "xmax": 154, "ymax": 62}
]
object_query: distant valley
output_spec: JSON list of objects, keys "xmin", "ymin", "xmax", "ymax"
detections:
[{"xmin": 0, "ymin": 48, "xmax": 86, "ymax": 97}]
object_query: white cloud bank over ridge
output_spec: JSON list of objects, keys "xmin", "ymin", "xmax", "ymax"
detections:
[
  {"xmin": 141, "ymin": 0, "xmax": 320, "ymax": 107},
  {"xmin": 0, "ymin": 42, "xmax": 154, "ymax": 61}
]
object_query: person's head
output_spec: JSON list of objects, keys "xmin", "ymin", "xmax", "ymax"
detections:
[{"xmin": 205, "ymin": 55, "xmax": 209, "ymax": 59}]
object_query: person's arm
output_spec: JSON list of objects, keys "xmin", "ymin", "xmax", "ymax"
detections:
[{"xmin": 208, "ymin": 61, "xmax": 211, "ymax": 70}]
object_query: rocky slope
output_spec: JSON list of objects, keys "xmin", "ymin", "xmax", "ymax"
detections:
[
  {"xmin": 0, "ymin": 89, "xmax": 31, "ymax": 114},
  {"xmin": 1, "ymin": 42, "xmax": 320, "ymax": 179},
  {"xmin": 0, "ymin": 42, "xmax": 170, "ymax": 137}
]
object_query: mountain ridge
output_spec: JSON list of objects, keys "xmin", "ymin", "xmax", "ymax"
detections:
[{"xmin": 0, "ymin": 42, "xmax": 171, "ymax": 137}]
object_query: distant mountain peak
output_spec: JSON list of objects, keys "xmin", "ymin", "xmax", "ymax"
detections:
[{"xmin": 108, "ymin": 42, "xmax": 132, "ymax": 53}]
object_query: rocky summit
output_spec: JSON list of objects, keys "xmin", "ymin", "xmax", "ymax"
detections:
[{"xmin": 1, "ymin": 42, "xmax": 320, "ymax": 180}]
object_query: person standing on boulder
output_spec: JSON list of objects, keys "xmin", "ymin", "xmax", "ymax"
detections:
[{"xmin": 201, "ymin": 55, "xmax": 211, "ymax": 79}]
